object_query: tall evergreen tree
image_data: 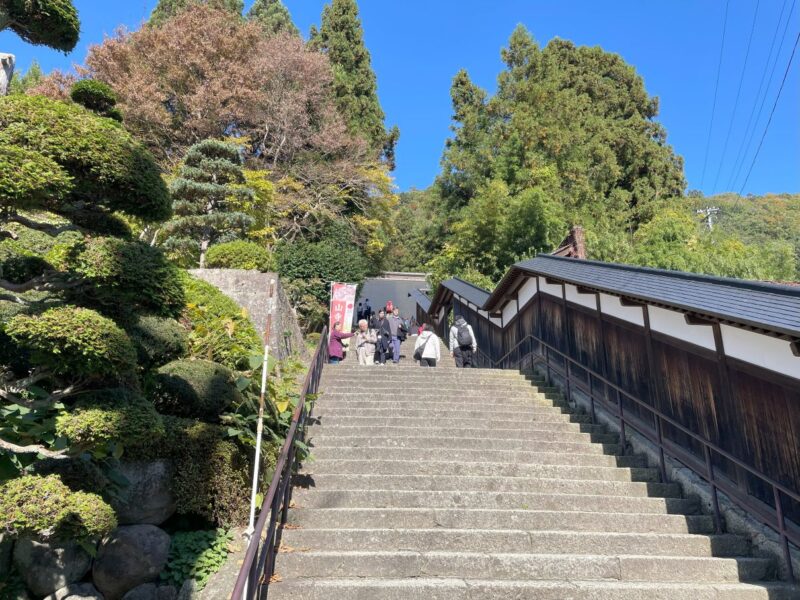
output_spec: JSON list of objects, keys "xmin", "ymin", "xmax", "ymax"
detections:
[
  {"xmin": 160, "ymin": 139, "xmax": 254, "ymax": 268},
  {"xmin": 149, "ymin": 0, "xmax": 243, "ymax": 25},
  {"xmin": 313, "ymin": 0, "xmax": 398, "ymax": 166},
  {"xmin": 247, "ymin": 0, "xmax": 298, "ymax": 37}
]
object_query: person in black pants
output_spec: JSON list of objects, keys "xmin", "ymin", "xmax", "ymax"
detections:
[
  {"xmin": 449, "ymin": 316, "xmax": 477, "ymax": 368},
  {"xmin": 372, "ymin": 310, "xmax": 392, "ymax": 365}
]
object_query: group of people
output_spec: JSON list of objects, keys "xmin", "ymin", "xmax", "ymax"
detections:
[{"xmin": 328, "ymin": 301, "xmax": 478, "ymax": 369}]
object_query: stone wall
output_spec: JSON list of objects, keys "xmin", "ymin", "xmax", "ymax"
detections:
[{"xmin": 188, "ymin": 269, "xmax": 306, "ymax": 360}]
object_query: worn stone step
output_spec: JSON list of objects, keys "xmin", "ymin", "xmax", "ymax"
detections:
[
  {"xmin": 316, "ymin": 398, "xmax": 556, "ymax": 410},
  {"xmin": 301, "ymin": 460, "xmax": 658, "ymax": 482},
  {"xmin": 291, "ymin": 490, "xmax": 700, "ymax": 514},
  {"xmin": 287, "ymin": 508, "xmax": 714, "ymax": 534},
  {"xmin": 313, "ymin": 406, "xmax": 601, "ymax": 423},
  {"xmin": 268, "ymin": 578, "xmax": 799, "ymax": 600},
  {"xmin": 307, "ymin": 446, "xmax": 648, "ymax": 468},
  {"xmin": 319, "ymin": 389, "xmax": 543, "ymax": 400},
  {"xmin": 276, "ymin": 552, "xmax": 772, "ymax": 583},
  {"xmin": 297, "ymin": 474, "xmax": 680, "ymax": 498},
  {"xmin": 308, "ymin": 434, "xmax": 622, "ymax": 452},
  {"xmin": 308, "ymin": 423, "xmax": 610, "ymax": 439},
  {"xmin": 280, "ymin": 529, "xmax": 750, "ymax": 558}
]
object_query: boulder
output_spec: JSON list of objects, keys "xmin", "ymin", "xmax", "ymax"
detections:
[
  {"xmin": 0, "ymin": 533, "xmax": 12, "ymax": 575},
  {"xmin": 45, "ymin": 583, "xmax": 105, "ymax": 600},
  {"xmin": 175, "ymin": 580, "xmax": 196, "ymax": 600},
  {"xmin": 93, "ymin": 525, "xmax": 171, "ymax": 600},
  {"xmin": 12, "ymin": 537, "xmax": 92, "ymax": 597},
  {"xmin": 121, "ymin": 583, "xmax": 157, "ymax": 600},
  {"xmin": 111, "ymin": 461, "xmax": 176, "ymax": 525},
  {"xmin": 156, "ymin": 586, "xmax": 177, "ymax": 600}
]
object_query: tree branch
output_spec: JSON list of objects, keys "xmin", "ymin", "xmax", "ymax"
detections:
[
  {"xmin": 0, "ymin": 273, "xmax": 83, "ymax": 293},
  {"xmin": 0, "ymin": 438, "xmax": 67, "ymax": 460}
]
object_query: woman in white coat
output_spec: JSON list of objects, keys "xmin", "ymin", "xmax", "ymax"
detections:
[{"xmin": 414, "ymin": 324, "xmax": 442, "ymax": 367}]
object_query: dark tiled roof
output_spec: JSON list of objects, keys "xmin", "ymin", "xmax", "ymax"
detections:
[
  {"xmin": 441, "ymin": 278, "xmax": 491, "ymax": 307},
  {"xmin": 497, "ymin": 255, "xmax": 800, "ymax": 338},
  {"xmin": 409, "ymin": 288, "xmax": 432, "ymax": 312}
]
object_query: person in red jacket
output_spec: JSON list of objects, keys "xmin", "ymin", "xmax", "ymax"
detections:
[{"xmin": 328, "ymin": 322, "xmax": 354, "ymax": 364}]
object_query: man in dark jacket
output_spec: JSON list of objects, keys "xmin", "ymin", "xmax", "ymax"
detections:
[
  {"xmin": 373, "ymin": 309, "xmax": 392, "ymax": 365},
  {"xmin": 449, "ymin": 316, "xmax": 477, "ymax": 368}
]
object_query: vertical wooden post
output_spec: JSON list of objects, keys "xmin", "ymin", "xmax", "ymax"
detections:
[{"xmin": 643, "ymin": 305, "xmax": 668, "ymax": 483}]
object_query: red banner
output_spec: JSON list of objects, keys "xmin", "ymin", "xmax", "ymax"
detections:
[{"xmin": 329, "ymin": 282, "xmax": 358, "ymax": 334}]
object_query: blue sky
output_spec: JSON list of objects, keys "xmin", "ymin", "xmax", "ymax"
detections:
[{"xmin": 2, "ymin": 0, "xmax": 798, "ymax": 196}]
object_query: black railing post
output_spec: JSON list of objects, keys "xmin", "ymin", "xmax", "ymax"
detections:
[
  {"xmin": 616, "ymin": 389, "xmax": 626, "ymax": 451},
  {"xmin": 704, "ymin": 445, "xmax": 723, "ymax": 534},
  {"xmin": 656, "ymin": 416, "xmax": 668, "ymax": 483},
  {"xmin": 588, "ymin": 375, "xmax": 596, "ymax": 424},
  {"xmin": 773, "ymin": 486, "xmax": 795, "ymax": 583},
  {"xmin": 565, "ymin": 360, "xmax": 572, "ymax": 407}
]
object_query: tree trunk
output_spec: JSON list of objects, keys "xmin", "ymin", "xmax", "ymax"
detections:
[
  {"xmin": 199, "ymin": 236, "xmax": 210, "ymax": 268},
  {"xmin": 0, "ymin": 52, "xmax": 14, "ymax": 96}
]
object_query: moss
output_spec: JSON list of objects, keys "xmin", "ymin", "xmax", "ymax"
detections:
[
  {"xmin": 149, "ymin": 359, "xmax": 241, "ymax": 421},
  {"xmin": 0, "ymin": 474, "xmax": 116, "ymax": 542},
  {"xmin": 55, "ymin": 389, "xmax": 164, "ymax": 455},
  {"xmin": 127, "ymin": 315, "xmax": 189, "ymax": 368},
  {"xmin": 205, "ymin": 240, "xmax": 276, "ymax": 272}
]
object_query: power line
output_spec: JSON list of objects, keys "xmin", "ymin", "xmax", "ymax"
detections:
[
  {"xmin": 711, "ymin": 0, "xmax": 760, "ymax": 194},
  {"xmin": 727, "ymin": 0, "xmax": 797, "ymax": 191},
  {"xmin": 738, "ymin": 29, "xmax": 800, "ymax": 194},
  {"xmin": 700, "ymin": 0, "xmax": 731, "ymax": 189}
]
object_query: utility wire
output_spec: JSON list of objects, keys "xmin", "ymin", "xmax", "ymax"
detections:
[
  {"xmin": 738, "ymin": 29, "xmax": 800, "ymax": 194},
  {"xmin": 700, "ymin": 0, "xmax": 731, "ymax": 188},
  {"xmin": 711, "ymin": 0, "xmax": 760, "ymax": 193},
  {"xmin": 727, "ymin": 0, "xmax": 796, "ymax": 191}
]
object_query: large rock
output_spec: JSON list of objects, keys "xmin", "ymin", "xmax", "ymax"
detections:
[
  {"xmin": 0, "ymin": 533, "xmax": 12, "ymax": 575},
  {"xmin": 45, "ymin": 583, "xmax": 105, "ymax": 600},
  {"xmin": 121, "ymin": 583, "xmax": 156, "ymax": 600},
  {"xmin": 0, "ymin": 53, "xmax": 14, "ymax": 96},
  {"xmin": 12, "ymin": 537, "xmax": 92, "ymax": 597},
  {"xmin": 93, "ymin": 525, "xmax": 171, "ymax": 600},
  {"xmin": 111, "ymin": 461, "xmax": 176, "ymax": 525}
]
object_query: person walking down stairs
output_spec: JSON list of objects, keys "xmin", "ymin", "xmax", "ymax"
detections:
[
  {"xmin": 413, "ymin": 324, "xmax": 441, "ymax": 367},
  {"xmin": 450, "ymin": 315, "xmax": 477, "ymax": 368}
]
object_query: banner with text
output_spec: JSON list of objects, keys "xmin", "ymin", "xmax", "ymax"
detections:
[{"xmin": 329, "ymin": 282, "xmax": 358, "ymax": 335}]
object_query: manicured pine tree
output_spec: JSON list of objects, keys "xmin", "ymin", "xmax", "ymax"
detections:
[
  {"xmin": 160, "ymin": 139, "xmax": 254, "ymax": 268},
  {"xmin": 247, "ymin": 0, "xmax": 298, "ymax": 37},
  {"xmin": 313, "ymin": 0, "xmax": 398, "ymax": 166},
  {"xmin": 149, "ymin": 0, "xmax": 243, "ymax": 25},
  {"xmin": 0, "ymin": 0, "xmax": 80, "ymax": 51}
]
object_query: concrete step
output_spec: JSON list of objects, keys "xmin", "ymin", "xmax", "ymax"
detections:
[
  {"xmin": 315, "ymin": 405, "xmax": 575, "ymax": 419},
  {"xmin": 307, "ymin": 446, "xmax": 648, "ymax": 468},
  {"xmin": 312, "ymin": 412, "xmax": 596, "ymax": 427},
  {"xmin": 287, "ymin": 508, "xmax": 714, "ymax": 534},
  {"xmin": 307, "ymin": 423, "xmax": 611, "ymax": 440},
  {"xmin": 291, "ymin": 489, "xmax": 700, "ymax": 514},
  {"xmin": 308, "ymin": 435, "xmax": 622, "ymax": 453},
  {"xmin": 296, "ymin": 474, "xmax": 680, "ymax": 498},
  {"xmin": 279, "ymin": 529, "xmax": 750, "ymax": 558},
  {"xmin": 268, "ymin": 578, "xmax": 799, "ymax": 600},
  {"xmin": 301, "ymin": 460, "xmax": 660, "ymax": 482},
  {"xmin": 316, "ymin": 397, "xmax": 557, "ymax": 410},
  {"xmin": 276, "ymin": 552, "xmax": 773, "ymax": 583}
]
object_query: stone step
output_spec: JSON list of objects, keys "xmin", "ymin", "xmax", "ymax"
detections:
[
  {"xmin": 279, "ymin": 529, "xmax": 750, "ymax": 558},
  {"xmin": 319, "ymin": 389, "xmax": 543, "ymax": 399},
  {"xmin": 275, "ymin": 552, "xmax": 773, "ymax": 584},
  {"xmin": 308, "ymin": 435, "xmax": 622, "ymax": 452},
  {"xmin": 313, "ymin": 411, "xmax": 594, "ymax": 426},
  {"xmin": 268, "ymin": 578, "xmax": 799, "ymax": 600},
  {"xmin": 307, "ymin": 422, "xmax": 610, "ymax": 439},
  {"xmin": 287, "ymin": 508, "xmax": 715, "ymax": 534},
  {"xmin": 291, "ymin": 490, "xmax": 700, "ymax": 514},
  {"xmin": 301, "ymin": 460, "xmax": 659, "ymax": 482},
  {"xmin": 316, "ymin": 398, "xmax": 556, "ymax": 409},
  {"xmin": 296, "ymin": 474, "xmax": 680, "ymax": 498},
  {"xmin": 307, "ymin": 446, "xmax": 648, "ymax": 468}
]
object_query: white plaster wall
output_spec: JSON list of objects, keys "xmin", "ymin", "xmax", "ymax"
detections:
[
  {"xmin": 518, "ymin": 277, "xmax": 538, "ymax": 307},
  {"xmin": 565, "ymin": 284, "xmax": 598, "ymax": 310},
  {"xmin": 720, "ymin": 325, "xmax": 800, "ymax": 380},
  {"xmin": 648, "ymin": 306, "xmax": 716, "ymax": 351},
  {"xmin": 490, "ymin": 317, "xmax": 503, "ymax": 327},
  {"xmin": 502, "ymin": 299, "xmax": 518, "ymax": 324},
  {"xmin": 599, "ymin": 293, "xmax": 645, "ymax": 327},
  {"xmin": 539, "ymin": 278, "xmax": 564, "ymax": 299}
]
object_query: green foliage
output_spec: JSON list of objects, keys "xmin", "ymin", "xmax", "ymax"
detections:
[
  {"xmin": 313, "ymin": 0, "xmax": 396, "ymax": 162},
  {"xmin": 0, "ymin": 144, "xmax": 73, "ymax": 212},
  {"xmin": 0, "ymin": 238, "xmax": 50, "ymax": 283},
  {"xmin": 128, "ymin": 315, "xmax": 189, "ymax": 368},
  {"xmin": 5, "ymin": 306, "xmax": 138, "ymax": 382},
  {"xmin": 205, "ymin": 240, "xmax": 275, "ymax": 271},
  {"xmin": 181, "ymin": 273, "xmax": 261, "ymax": 370},
  {"xmin": 0, "ymin": 474, "xmax": 116, "ymax": 542},
  {"xmin": 247, "ymin": 0, "xmax": 297, "ymax": 36},
  {"xmin": 70, "ymin": 79, "xmax": 122, "ymax": 122},
  {"xmin": 55, "ymin": 390, "xmax": 164, "ymax": 458},
  {"xmin": 1, "ymin": 0, "xmax": 80, "ymax": 52},
  {"xmin": 160, "ymin": 529, "xmax": 233, "ymax": 589},
  {"xmin": 73, "ymin": 237, "xmax": 185, "ymax": 317},
  {"xmin": 7, "ymin": 60, "xmax": 43, "ymax": 95},
  {"xmin": 160, "ymin": 139, "xmax": 254, "ymax": 267},
  {"xmin": 0, "ymin": 95, "xmax": 170, "ymax": 221},
  {"xmin": 149, "ymin": 0, "xmax": 244, "ymax": 25},
  {"xmin": 0, "ymin": 401, "xmax": 63, "ymax": 477},
  {"xmin": 150, "ymin": 359, "xmax": 242, "ymax": 421}
]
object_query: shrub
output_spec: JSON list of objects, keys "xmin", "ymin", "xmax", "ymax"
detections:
[
  {"xmin": 0, "ymin": 474, "xmax": 117, "ymax": 543},
  {"xmin": 160, "ymin": 529, "xmax": 233, "ymax": 590},
  {"xmin": 0, "ymin": 95, "xmax": 170, "ymax": 221},
  {"xmin": 3, "ymin": 0, "xmax": 80, "ymax": 52},
  {"xmin": 150, "ymin": 359, "xmax": 242, "ymax": 421},
  {"xmin": 205, "ymin": 240, "xmax": 275, "ymax": 272},
  {"xmin": 60, "ymin": 207, "xmax": 132, "ymax": 237},
  {"xmin": 74, "ymin": 237, "xmax": 185, "ymax": 317},
  {"xmin": 0, "ymin": 144, "xmax": 73, "ymax": 211},
  {"xmin": 70, "ymin": 79, "xmax": 121, "ymax": 121},
  {"xmin": 5, "ymin": 306, "xmax": 138, "ymax": 382},
  {"xmin": 0, "ymin": 239, "xmax": 51, "ymax": 283},
  {"xmin": 128, "ymin": 315, "xmax": 189, "ymax": 368},
  {"xmin": 181, "ymin": 274, "xmax": 261, "ymax": 370},
  {"xmin": 55, "ymin": 389, "xmax": 165, "ymax": 456}
]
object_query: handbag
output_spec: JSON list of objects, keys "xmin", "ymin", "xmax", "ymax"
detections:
[{"xmin": 413, "ymin": 334, "xmax": 432, "ymax": 361}]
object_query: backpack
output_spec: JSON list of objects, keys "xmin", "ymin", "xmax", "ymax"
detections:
[{"xmin": 456, "ymin": 323, "xmax": 473, "ymax": 347}]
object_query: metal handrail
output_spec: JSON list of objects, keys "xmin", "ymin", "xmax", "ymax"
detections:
[
  {"xmin": 490, "ymin": 333, "xmax": 798, "ymax": 581},
  {"xmin": 231, "ymin": 327, "xmax": 329, "ymax": 599}
]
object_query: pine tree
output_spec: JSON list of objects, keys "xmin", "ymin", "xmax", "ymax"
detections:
[
  {"xmin": 149, "ymin": 0, "xmax": 243, "ymax": 26},
  {"xmin": 160, "ymin": 140, "xmax": 254, "ymax": 268},
  {"xmin": 247, "ymin": 0, "xmax": 298, "ymax": 37},
  {"xmin": 0, "ymin": 0, "xmax": 80, "ymax": 51},
  {"xmin": 314, "ymin": 0, "xmax": 397, "ymax": 165}
]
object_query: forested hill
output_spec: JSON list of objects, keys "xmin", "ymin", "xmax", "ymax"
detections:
[{"xmin": 386, "ymin": 26, "xmax": 798, "ymax": 289}]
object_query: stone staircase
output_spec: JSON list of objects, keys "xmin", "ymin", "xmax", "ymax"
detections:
[{"xmin": 269, "ymin": 345, "xmax": 799, "ymax": 599}]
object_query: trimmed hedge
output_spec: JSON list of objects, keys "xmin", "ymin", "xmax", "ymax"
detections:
[
  {"xmin": 205, "ymin": 240, "xmax": 275, "ymax": 272},
  {"xmin": 70, "ymin": 79, "xmax": 121, "ymax": 122},
  {"xmin": 3, "ymin": 0, "xmax": 80, "ymax": 52},
  {"xmin": 0, "ymin": 474, "xmax": 116, "ymax": 542},
  {"xmin": 128, "ymin": 315, "xmax": 189, "ymax": 368},
  {"xmin": 150, "ymin": 359, "xmax": 242, "ymax": 421},
  {"xmin": 0, "ymin": 144, "xmax": 73, "ymax": 211}
]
